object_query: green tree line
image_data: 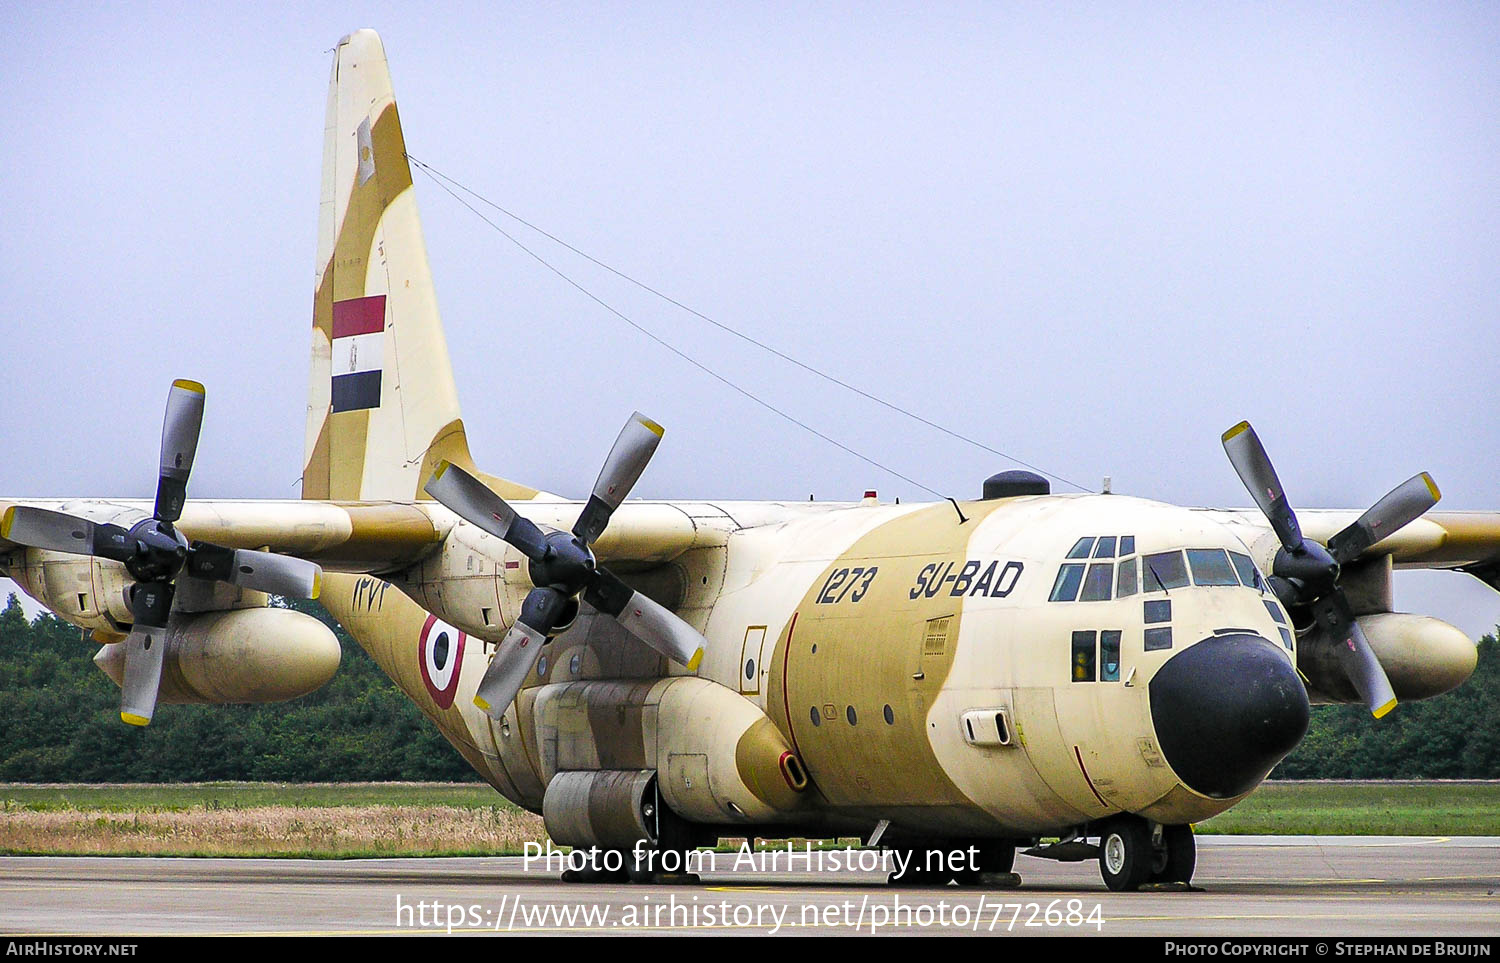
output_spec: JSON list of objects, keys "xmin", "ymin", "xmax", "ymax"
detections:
[
  {"xmin": 0, "ymin": 593, "xmax": 1494, "ymax": 781},
  {"xmin": 0, "ymin": 595, "xmax": 476, "ymax": 782}
]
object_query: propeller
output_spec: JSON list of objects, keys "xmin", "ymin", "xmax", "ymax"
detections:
[
  {"xmin": 0, "ymin": 380, "xmax": 323, "ymax": 726},
  {"xmin": 425, "ymin": 411, "xmax": 705, "ymax": 719},
  {"xmin": 1221, "ymin": 421, "xmax": 1440, "ymax": 718}
]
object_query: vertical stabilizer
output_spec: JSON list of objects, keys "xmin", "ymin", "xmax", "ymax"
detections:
[{"xmin": 303, "ymin": 30, "xmax": 534, "ymax": 503}]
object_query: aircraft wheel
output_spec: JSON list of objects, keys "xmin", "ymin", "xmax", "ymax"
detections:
[
  {"xmin": 888, "ymin": 845, "xmax": 944, "ymax": 886},
  {"xmin": 1150, "ymin": 824, "xmax": 1196, "ymax": 885},
  {"xmin": 1098, "ymin": 817, "xmax": 1153, "ymax": 892},
  {"xmin": 979, "ymin": 841, "xmax": 1016, "ymax": 875}
]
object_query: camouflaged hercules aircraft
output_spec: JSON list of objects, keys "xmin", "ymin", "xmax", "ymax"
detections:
[{"xmin": 4, "ymin": 30, "xmax": 1498, "ymax": 893}]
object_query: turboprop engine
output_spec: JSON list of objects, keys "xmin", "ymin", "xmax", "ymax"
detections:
[
  {"xmin": 94, "ymin": 606, "xmax": 340, "ymax": 705},
  {"xmin": 1297, "ymin": 613, "xmax": 1477, "ymax": 706}
]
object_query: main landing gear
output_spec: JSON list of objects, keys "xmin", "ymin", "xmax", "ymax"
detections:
[
  {"xmin": 886, "ymin": 839, "xmax": 1021, "ymax": 888},
  {"xmin": 1097, "ymin": 816, "xmax": 1195, "ymax": 892}
]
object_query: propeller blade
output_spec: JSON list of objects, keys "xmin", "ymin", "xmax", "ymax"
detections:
[
  {"xmin": 573, "ymin": 412, "xmax": 664, "ymax": 546},
  {"xmin": 154, "ymin": 380, "xmax": 206, "ymax": 523},
  {"xmin": 185, "ymin": 543, "xmax": 322, "ymax": 599},
  {"xmin": 472, "ymin": 586, "xmax": 568, "ymax": 719},
  {"xmin": 425, "ymin": 461, "xmax": 550, "ymax": 561},
  {"xmin": 119, "ymin": 623, "xmax": 168, "ymax": 727},
  {"xmin": 0, "ymin": 507, "xmax": 135, "ymax": 562},
  {"xmin": 1222, "ymin": 421, "xmax": 1303, "ymax": 553},
  {"xmin": 1312, "ymin": 594, "xmax": 1397, "ymax": 719},
  {"xmin": 584, "ymin": 568, "xmax": 705, "ymax": 670},
  {"xmin": 1326, "ymin": 473, "xmax": 1441, "ymax": 566},
  {"xmin": 119, "ymin": 581, "xmax": 175, "ymax": 727}
]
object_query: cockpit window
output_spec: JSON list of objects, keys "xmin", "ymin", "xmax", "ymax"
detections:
[
  {"xmin": 1092, "ymin": 536, "xmax": 1117, "ymax": 558},
  {"xmin": 1142, "ymin": 551, "xmax": 1189, "ymax": 591},
  {"xmin": 1229, "ymin": 551, "xmax": 1263, "ymax": 591},
  {"xmin": 1187, "ymin": 548, "xmax": 1239, "ymax": 587},
  {"xmin": 1119, "ymin": 535, "xmax": 1135, "ymax": 555},
  {"xmin": 1066, "ymin": 537, "xmax": 1095, "ymax": 559},
  {"xmin": 1079, "ymin": 563, "xmax": 1113, "ymax": 601},
  {"xmin": 1116, "ymin": 557, "xmax": 1138, "ymax": 598},
  {"xmin": 1049, "ymin": 563, "xmax": 1086, "ymax": 602}
]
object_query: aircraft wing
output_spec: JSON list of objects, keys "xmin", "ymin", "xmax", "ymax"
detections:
[
  {"xmin": 0, "ymin": 497, "xmax": 722, "ymax": 575},
  {"xmin": 1206, "ymin": 508, "xmax": 1500, "ymax": 591}
]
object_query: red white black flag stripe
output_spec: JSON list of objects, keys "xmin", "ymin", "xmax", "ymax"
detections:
[{"xmin": 331, "ymin": 295, "xmax": 385, "ymax": 412}]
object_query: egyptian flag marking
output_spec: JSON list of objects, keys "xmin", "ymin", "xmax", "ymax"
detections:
[{"xmin": 331, "ymin": 295, "xmax": 386, "ymax": 412}]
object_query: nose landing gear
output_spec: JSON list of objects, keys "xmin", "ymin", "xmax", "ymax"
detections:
[{"xmin": 1098, "ymin": 816, "xmax": 1196, "ymax": 891}]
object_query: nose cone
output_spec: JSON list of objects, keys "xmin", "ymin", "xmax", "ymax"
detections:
[{"xmin": 1150, "ymin": 634, "xmax": 1310, "ymax": 799}]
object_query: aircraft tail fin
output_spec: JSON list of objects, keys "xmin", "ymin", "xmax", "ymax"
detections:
[{"xmin": 302, "ymin": 29, "xmax": 536, "ymax": 503}]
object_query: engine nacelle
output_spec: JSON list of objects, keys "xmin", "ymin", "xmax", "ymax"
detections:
[
  {"xmin": 94, "ymin": 607, "xmax": 340, "ymax": 704},
  {"xmin": 530, "ymin": 676, "xmax": 808, "ymax": 847},
  {"xmin": 1299, "ymin": 613, "xmax": 1477, "ymax": 705}
]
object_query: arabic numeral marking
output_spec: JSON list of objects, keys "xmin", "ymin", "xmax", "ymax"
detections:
[
  {"xmin": 849, "ymin": 566, "xmax": 878, "ymax": 602},
  {"xmin": 817, "ymin": 566, "xmax": 879, "ymax": 604},
  {"xmin": 817, "ymin": 568, "xmax": 847, "ymax": 604},
  {"xmin": 834, "ymin": 567, "xmax": 865, "ymax": 602}
]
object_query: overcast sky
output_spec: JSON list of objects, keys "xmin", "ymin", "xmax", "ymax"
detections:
[{"xmin": 2, "ymin": 3, "xmax": 1496, "ymax": 634}]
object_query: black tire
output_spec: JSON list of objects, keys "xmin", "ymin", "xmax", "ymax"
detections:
[
  {"xmin": 1151, "ymin": 824, "xmax": 1196, "ymax": 885},
  {"xmin": 1098, "ymin": 817, "xmax": 1153, "ymax": 892},
  {"xmin": 979, "ymin": 841, "xmax": 1016, "ymax": 875}
]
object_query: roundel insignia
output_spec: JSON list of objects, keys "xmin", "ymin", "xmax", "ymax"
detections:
[{"xmin": 418, "ymin": 614, "xmax": 467, "ymax": 709}]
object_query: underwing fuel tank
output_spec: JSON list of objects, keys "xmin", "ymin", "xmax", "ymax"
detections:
[
  {"xmin": 94, "ymin": 607, "xmax": 340, "ymax": 704},
  {"xmin": 1298, "ymin": 613, "xmax": 1478, "ymax": 705}
]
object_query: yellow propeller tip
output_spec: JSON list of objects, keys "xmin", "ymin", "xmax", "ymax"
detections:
[
  {"xmin": 1373, "ymin": 699, "xmax": 1397, "ymax": 720},
  {"xmin": 473, "ymin": 696, "xmax": 491, "ymax": 711},
  {"xmin": 171, "ymin": 379, "xmax": 206, "ymax": 395},
  {"xmin": 686, "ymin": 647, "xmax": 704, "ymax": 672},
  {"xmin": 1422, "ymin": 473, "xmax": 1441, "ymax": 503},
  {"xmin": 1222, "ymin": 421, "xmax": 1251, "ymax": 442},
  {"xmin": 638, "ymin": 415, "xmax": 665, "ymax": 439},
  {"xmin": 432, "ymin": 460, "xmax": 452, "ymax": 481},
  {"xmin": 120, "ymin": 713, "xmax": 151, "ymax": 727},
  {"xmin": 0, "ymin": 506, "xmax": 14, "ymax": 540},
  {"xmin": 310, "ymin": 572, "xmax": 322, "ymax": 600}
]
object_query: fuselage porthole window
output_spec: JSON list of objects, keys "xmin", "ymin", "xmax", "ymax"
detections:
[{"xmin": 1144, "ymin": 626, "xmax": 1173, "ymax": 651}]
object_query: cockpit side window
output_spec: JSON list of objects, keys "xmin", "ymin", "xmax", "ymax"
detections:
[
  {"xmin": 1071, "ymin": 630, "xmax": 1097, "ymax": 681},
  {"xmin": 1229, "ymin": 551, "xmax": 1264, "ymax": 591},
  {"xmin": 1049, "ymin": 563, "xmax": 1086, "ymax": 602},
  {"xmin": 1116, "ymin": 556, "xmax": 1138, "ymax": 598},
  {"xmin": 1187, "ymin": 548, "xmax": 1239, "ymax": 587},
  {"xmin": 1142, "ymin": 551, "xmax": 1189, "ymax": 591}
]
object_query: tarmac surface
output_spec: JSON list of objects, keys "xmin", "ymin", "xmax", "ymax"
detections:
[{"xmin": 2, "ymin": 836, "xmax": 1498, "ymax": 937}]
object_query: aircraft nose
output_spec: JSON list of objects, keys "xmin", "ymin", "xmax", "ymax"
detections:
[{"xmin": 1149, "ymin": 634, "xmax": 1310, "ymax": 799}]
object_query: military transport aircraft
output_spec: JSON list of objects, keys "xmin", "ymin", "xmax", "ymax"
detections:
[{"xmin": 2, "ymin": 29, "xmax": 1496, "ymax": 892}]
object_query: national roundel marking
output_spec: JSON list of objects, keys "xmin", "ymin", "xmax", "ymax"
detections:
[{"xmin": 418, "ymin": 614, "xmax": 466, "ymax": 709}]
